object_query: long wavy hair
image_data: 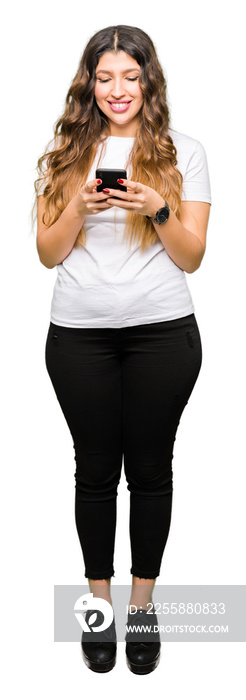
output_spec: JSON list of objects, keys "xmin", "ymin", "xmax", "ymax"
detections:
[{"xmin": 33, "ymin": 25, "xmax": 183, "ymax": 252}]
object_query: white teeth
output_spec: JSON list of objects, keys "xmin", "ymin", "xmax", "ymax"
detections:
[{"xmin": 110, "ymin": 102, "xmax": 130, "ymax": 107}]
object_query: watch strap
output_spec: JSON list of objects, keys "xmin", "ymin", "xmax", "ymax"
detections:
[{"xmin": 146, "ymin": 201, "xmax": 170, "ymax": 224}]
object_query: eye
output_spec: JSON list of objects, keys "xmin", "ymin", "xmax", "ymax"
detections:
[{"xmin": 97, "ymin": 76, "xmax": 139, "ymax": 83}]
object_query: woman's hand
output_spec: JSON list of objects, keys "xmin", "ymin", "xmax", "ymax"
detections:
[
  {"xmin": 102, "ymin": 178, "xmax": 210, "ymax": 273},
  {"xmin": 76, "ymin": 178, "xmax": 115, "ymax": 216},
  {"xmin": 102, "ymin": 179, "xmax": 165, "ymax": 219}
]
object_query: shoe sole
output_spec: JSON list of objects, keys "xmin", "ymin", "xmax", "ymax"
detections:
[
  {"xmin": 126, "ymin": 649, "xmax": 161, "ymax": 675},
  {"xmin": 82, "ymin": 648, "xmax": 117, "ymax": 673}
]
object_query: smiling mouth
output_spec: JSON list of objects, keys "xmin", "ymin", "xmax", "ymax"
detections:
[{"xmin": 107, "ymin": 101, "xmax": 132, "ymax": 112}]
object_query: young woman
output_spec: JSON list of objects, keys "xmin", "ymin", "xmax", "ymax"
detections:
[{"xmin": 34, "ymin": 25, "xmax": 211, "ymax": 674}]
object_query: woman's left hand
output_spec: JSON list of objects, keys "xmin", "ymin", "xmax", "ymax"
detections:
[{"xmin": 102, "ymin": 179, "xmax": 165, "ymax": 219}]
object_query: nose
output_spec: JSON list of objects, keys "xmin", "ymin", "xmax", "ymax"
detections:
[{"xmin": 109, "ymin": 78, "xmax": 127, "ymax": 100}]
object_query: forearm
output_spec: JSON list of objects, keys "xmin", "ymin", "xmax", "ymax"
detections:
[
  {"xmin": 37, "ymin": 194, "xmax": 85, "ymax": 269},
  {"xmin": 152, "ymin": 207, "xmax": 205, "ymax": 274}
]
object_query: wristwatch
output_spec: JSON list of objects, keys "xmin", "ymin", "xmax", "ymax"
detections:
[{"xmin": 146, "ymin": 201, "xmax": 170, "ymax": 225}]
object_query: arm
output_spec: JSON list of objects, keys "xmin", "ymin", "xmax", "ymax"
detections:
[
  {"xmin": 36, "ymin": 180, "xmax": 114, "ymax": 269},
  {"xmin": 150, "ymin": 198, "xmax": 211, "ymax": 274},
  {"xmin": 103, "ymin": 182, "xmax": 211, "ymax": 274},
  {"xmin": 37, "ymin": 194, "xmax": 86, "ymax": 269}
]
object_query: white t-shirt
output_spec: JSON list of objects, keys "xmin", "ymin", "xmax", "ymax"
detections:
[{"xmin": 38, "ymin": 129, "xmax": 211, "ymax": 328}]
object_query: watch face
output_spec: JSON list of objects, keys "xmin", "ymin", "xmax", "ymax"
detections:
[{"xmin": 157, "ymin": 207, "xmax": 169, "ymax": 224}]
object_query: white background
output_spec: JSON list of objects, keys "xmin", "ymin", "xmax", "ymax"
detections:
[{"xmin": 1, "ymin": 0, "xmax": 245, "ymax": 696}]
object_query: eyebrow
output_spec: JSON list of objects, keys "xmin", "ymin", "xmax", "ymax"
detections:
[{"xmin": 96, "ymin": 68, "xmax": 140, "ymax": 75}]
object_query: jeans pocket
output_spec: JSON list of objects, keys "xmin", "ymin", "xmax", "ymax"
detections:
[{"xmin": 186, "ymin": 330, "xmax": 194, "ymax": 348}]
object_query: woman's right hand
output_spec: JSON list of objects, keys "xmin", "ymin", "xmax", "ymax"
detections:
[{"xmin": 75, "ymin": 178, "xmax": 114, "ymax": 216}]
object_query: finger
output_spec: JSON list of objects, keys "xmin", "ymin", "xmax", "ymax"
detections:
[
  {"xmin": 96, "ymin": 200, "xmax": 114, "ymax": 208},
  {"xmin": 82, "ymin": 186, "xmax": 110, "ymax": 201},
  {"xmin": 84, "ymin": 178, "xmax": 102, "ymax": 192},
  {"xmin": 103, "ymin": 188, "xmax": 138, "ymax": 200},
  {"xmin": 103, "ymin": 197, "xmax": 136, "ymax": 209},
  {"xmin": 116, "ymin": 179, "xmax": 142, "ymax": 192}
]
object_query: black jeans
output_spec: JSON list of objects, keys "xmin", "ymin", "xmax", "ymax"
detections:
[{"xmin": 45, "ymin": 314, "xmax": 202, "ymax": 580}]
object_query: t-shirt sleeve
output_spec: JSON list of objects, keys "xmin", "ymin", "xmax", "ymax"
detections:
[{"xmin": 181, "ymin": 140, "xmax": 212, "ymax": 204}]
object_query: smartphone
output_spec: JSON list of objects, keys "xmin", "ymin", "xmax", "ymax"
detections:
[{"xmin": 96, "ymin": 168, "xmax": 127, "ymax": 197}]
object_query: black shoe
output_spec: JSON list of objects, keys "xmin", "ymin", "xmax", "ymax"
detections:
[
  {"xmin": 81, "ymin": 608, "xmax": 117, "ymax": 673},
  {"xmin": 125, "ymin": 608, "xmax": 161, "ymax": 675}
]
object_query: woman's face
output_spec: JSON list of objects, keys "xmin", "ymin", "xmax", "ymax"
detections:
[{"xmin": 94, "ymin": 51, "xmax": 143, "ymax": 137}]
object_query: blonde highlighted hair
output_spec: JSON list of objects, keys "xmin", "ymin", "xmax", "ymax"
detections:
[{"xmin": 33, "ymin": 25, "xmax": 183, "ymax": 252}]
